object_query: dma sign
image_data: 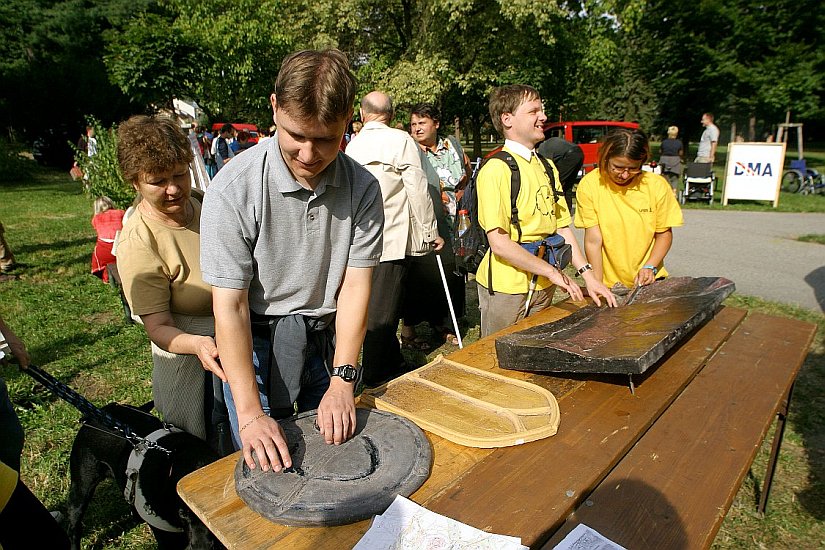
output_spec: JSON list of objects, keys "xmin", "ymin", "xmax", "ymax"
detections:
[{"xmin": 723, "ymin": 142, "xmax": 787, "ymax": 207}]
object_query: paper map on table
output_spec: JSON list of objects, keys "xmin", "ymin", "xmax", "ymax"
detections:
[
  {"xmin": 551, "ymin": 523, "xmax": 627, "ymax": 550},
  {"xmin": 353, "ymin": 495, "xmax": 528, "ymax": 550}
]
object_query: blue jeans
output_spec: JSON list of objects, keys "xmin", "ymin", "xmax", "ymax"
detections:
[{"xmin": 223, "ymin": 324, "xmax": 331, "ymax": 449}]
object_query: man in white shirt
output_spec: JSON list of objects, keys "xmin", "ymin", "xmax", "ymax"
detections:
[{"xmin": 346, "ymin": 91, "xmax": 443, "ymax": 386}]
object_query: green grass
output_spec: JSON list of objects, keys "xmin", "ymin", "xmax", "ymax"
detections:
[
  {"xmin": 1, "ymin": 164, "xmax": 824, "ymax": 548},
  {"xmin": 799, "ymin": 234, "xmax": 825, "ymax": 245}
]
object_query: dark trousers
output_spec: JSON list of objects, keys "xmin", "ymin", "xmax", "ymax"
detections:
[
  {"xmin": 0, "ymin": 477, "xmax": 70, "ymax": 549},
  {"xmin": 362, "ymin": 259, "xmax": 408, "ymax": 386}
]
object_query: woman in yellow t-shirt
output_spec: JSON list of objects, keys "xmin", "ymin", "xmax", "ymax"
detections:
[
  {"xmin": 574, "ymin": 128, "xmax": 683, "ymax": 288},
  {"xmin": 116, "ymin": 115, "xmax": 227, "ymax": 448}
]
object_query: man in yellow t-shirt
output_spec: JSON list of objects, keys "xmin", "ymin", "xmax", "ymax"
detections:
[{"xmin": 476, "ymin": 85, "xmax": 616, "ymax": 337}]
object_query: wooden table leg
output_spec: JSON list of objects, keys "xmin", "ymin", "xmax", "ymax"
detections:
[{"xmin": 758, "ymin": 381, "xmax": 795, "ymax": 516}]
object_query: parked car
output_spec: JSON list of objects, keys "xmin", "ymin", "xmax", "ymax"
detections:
[
  {"xmin": 210, "ymin": 123, "xmax": 260, "ymax": 144},
  {"xmin": 542, "ymin": 120, "xmax": 640, "ymax": 172}
]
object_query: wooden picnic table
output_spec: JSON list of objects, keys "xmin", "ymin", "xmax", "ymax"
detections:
[{"xmin": 177, "ymin": 303, "xmax": 816, "ymax": 549}]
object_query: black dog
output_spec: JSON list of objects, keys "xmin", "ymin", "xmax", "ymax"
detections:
[{"xmin": 66, "ymin": 402, "xmax": 221, "ymax": 549}]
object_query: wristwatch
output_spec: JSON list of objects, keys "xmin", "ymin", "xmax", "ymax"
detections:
[
  {"xmin": 331, "ymin": 364, "xmax": 359, "ymax": 383},
  {"xmin": 643, "ymin": 264, "xmax": 659, "ymax": 276},
  {"xmin": 576, "ymin": 263, "xmax": 593, "ymax": 276}
]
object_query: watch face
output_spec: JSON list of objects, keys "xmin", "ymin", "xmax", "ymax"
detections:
[{"xmin": 334, "ymin": 365, "xmax": 357, "ymax": 382}]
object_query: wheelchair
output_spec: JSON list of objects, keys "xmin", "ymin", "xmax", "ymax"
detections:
[{"xmin": 680, "ymin": 162, "xmax": 716, "ymax": 205}]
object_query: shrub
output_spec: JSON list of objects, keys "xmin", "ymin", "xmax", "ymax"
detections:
[
  {"xmin": 0, "ymin": 142, "xmax": 33, "ymax": 182},
  {"xmin": 72, "ymin": 117, "xmax": 135, "ymax": 209}
]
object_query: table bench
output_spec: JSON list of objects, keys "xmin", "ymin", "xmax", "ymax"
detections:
[
  {"xmin": 177, "ymin": 305, "xmax": 817, "ymax": 549},
  {"xmin": 542, "ymin": 311, "xmax": 814, "ymax": 548}
]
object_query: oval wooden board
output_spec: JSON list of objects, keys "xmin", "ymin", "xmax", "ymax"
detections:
[{"xmin": 360, "ymin": 355, "xmax": 560, "ymax": 448}]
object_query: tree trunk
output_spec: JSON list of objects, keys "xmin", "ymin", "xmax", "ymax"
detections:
[
  {"xmin": 748, "ymin": 116, "xmax": 756, "ymax": 141},
  {"xmin": 471, "ymin": 116, "xmax": 482, "ymax": 159}
]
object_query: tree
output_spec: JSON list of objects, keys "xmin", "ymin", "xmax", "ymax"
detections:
[{"xmin": 278, "ymin": 0, "xmax": 573, "ymax": 156}]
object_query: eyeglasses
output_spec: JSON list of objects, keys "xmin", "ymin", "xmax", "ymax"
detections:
[{"xmin": 608, "ymin": 162, "xmax": 643, "ymax": 176}]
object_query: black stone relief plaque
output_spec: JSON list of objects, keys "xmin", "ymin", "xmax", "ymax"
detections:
[
  {"xmin": 495, "ymin": 277, "xmax": 735, "ymax": 375},
  {"xmin": 235, "ymin": 408, "xmax": 432, "ymax": 526}
]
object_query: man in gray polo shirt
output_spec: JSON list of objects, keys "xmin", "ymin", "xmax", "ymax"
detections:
[{"xmin": 200, "ymin": 49, "xmax": 383, "ymax": 473}]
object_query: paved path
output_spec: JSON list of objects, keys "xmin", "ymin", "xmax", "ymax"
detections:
[{"xmin": 572, "ymin": 210, "xmax": 825, "ymax": 313}]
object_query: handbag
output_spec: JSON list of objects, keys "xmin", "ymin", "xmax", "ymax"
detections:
[
  {"xmin": 70, "ymin": 164, "xmax": 83, "ymax": 181},
  {"xmin": 520, "ymin": 233, "xmax": 572, "ymax": 269}
]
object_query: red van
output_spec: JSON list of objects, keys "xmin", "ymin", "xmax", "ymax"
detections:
[
  {"xmin": 211, "ymin": 123, "xmax": 260, "ymax": 144},
  {"xmin": 543, "ymin": 120, "xmax": 639, "ymax": 172}
]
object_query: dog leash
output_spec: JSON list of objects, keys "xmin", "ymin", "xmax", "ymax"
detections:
[{"xmin": 22, "ymin": 364, "xmax": 170, "ymax": 454}]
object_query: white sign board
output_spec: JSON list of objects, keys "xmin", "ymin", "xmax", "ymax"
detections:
[{"xmin": 722, "ymin": 142, "xmax": 786, "ymax": 207}]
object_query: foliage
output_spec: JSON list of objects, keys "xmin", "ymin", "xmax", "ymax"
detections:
[
  {"xmin": 72, "ymin": 118, "xmax": 134, "ymax": 209},
  {"xmin": 0, "ymin": 143, "xmax": 32, "ymax": 182},
  {"xmin": 103, "ymin": 10, "xmax": 205, "ymax": 110},
  {"xmin": 633, "ymin": 0, "xmax": 825, "ymax": 141},
  {"xmin": 798, "ymin": 234, "xmax": 825, "ymax": 245}
]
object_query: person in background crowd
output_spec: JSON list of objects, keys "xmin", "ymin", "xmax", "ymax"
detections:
[
  {"xmin": 90, "ymin": 196, "xmax": 125, "ymax": 283},
  {"xmin": 212, "ymin": 123, "xmax": 235, "ymax": 173},
  {"xmin": 116, "ymin": 115, "xmax": 231, "ymax": 454},
  {"xmin": 696, "ymin": 113, "xmax": 719, "ymax": 164},
  {"xmin": 537, "ymin": 136, "xmax": 584, "ymax": 216},
  {"xmin": 236, "ymin": 130, "xmax": 254, "ymax": 152},
  {"xmin": 0, "ymin": 222, "xmax": 18, "ymax": 281},
  {"xmin": 402, "ymin": 102, "xmax": 469, "ymax": 348},
  {"xmin": 658, "ymin": 125, "xmax": 683, "ymax": 195},
  {"xmin": 346, "ymin": 92, "xmax": 442, "ymax": 387},
  {"xmin": 575, "ymin": 128, "xmax": 684, "ymax": 289},
  {"xmin": 76, "ymin": 125, "xmax": 97, "ymax": 157}
]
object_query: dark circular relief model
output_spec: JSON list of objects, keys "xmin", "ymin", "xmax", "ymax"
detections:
[{"xmin": 234, "ymin": 408, "xmax": 432, "ymax": 526}]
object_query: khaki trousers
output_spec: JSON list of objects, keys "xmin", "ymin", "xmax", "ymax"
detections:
[{"xmin": 477, "ymin": 284, "xmax": 555, "ymax": 338}]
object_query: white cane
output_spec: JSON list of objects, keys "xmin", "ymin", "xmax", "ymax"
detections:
[{"xmin": 435, "ymin": 254, "xmax": 463, "ymax": 349}]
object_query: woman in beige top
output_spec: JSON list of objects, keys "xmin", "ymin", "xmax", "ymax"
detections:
[{"xmin": 116, "ymin": 115, "xmax": 226, "ymax": 444}]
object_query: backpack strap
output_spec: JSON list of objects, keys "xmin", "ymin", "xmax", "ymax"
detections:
[
  {"xmin": 488, "ymin": 150, "xmax": 523, "ymax": 243},
  {"xmin": 536, "ymin": 153, "xmax": 561, "ymax": 206}
]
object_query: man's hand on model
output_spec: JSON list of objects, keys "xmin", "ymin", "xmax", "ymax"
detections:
[
  {"xmin": 316, "ymin": 377, "xmax": 357, "ymax": 445},
  {"xmin": 238, "ymin": 412, "xmax": 292, "ymax": 472},
  {"xmin": 547, "ymin": 266, "xmax": 584, "ymax": 302}
]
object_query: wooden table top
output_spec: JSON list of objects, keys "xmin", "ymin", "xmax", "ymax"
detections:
[{"xmin": 177, "ymin": 304, "xmax": 817, "ymax": 549}]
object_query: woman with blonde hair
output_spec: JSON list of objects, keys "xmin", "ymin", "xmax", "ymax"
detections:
[
  {"xmin": 659, "ymin": 125, "xmax": 683, "ymax": 193},
  {"xmin": 116, "ymin": 114, "xmax": 228, "ymax": 451}
]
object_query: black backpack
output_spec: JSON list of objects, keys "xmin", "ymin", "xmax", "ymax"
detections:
[{"xmin": 457, "ymin": 150, "xmax": 565, "ymax": 288}]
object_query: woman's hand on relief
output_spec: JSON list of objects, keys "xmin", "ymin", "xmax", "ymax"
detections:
[
  {"xmin": 583, "ymin": 276, "xmax": 618, "ymax": 307},
  {"xmin": 634, "ymin": 268, "xmax": 657, "ymax": 287},
  {"xmin": 195, "ymin": 336, "xmax": 225, "ymax": 381}
]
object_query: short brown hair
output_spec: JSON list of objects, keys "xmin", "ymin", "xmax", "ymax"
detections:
[
  {"xmin": 275, "ymin": 49, "xmax": 356, "ymax": 124},
  {"xmin": 597, "ymin": 128, "xmax": 650, "ymax": 170},
  {"xmin": 117, "ymin": 115, "xmax": 193, "ymax": 185},
  {"xmin": 488, "ymin": 85, "xmax": 541, "ymax": 136}
]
